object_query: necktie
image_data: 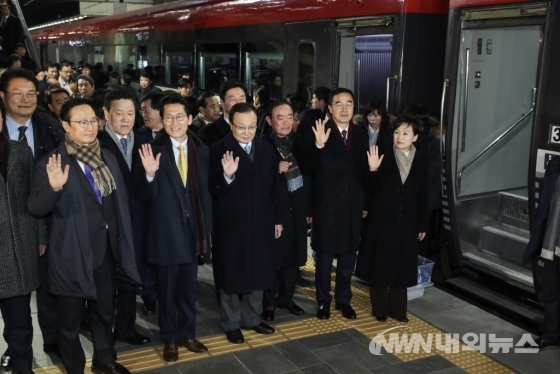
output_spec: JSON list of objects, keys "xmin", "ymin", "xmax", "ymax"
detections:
[
  {"xmin": 152, "ymin": 130, "xmax": 157, "ymax": 139},
  {"xmin": 120, "ymin": 137, "xmax": 127, "ymax": 155},
  {"xmin": 1, "ymin": 18, "xmax": 6, "ymax": 28},
  {"xmin": 84, "ymin": 164, "xmax": 102, "ymax": 204},
  {"xmin": 18, "ymin": 126, "xmax": 28, "ymax": 145},
  {"xmin": 178, "ymin": 144, "xmax": 188, "ymax": 187},
  {"xmin": 244, "ymin": 144, "xmax": 251, "ymax": 154},
  {"xmin": 341, "ymin": 129, "xmax": 347, "ymax": 146}
]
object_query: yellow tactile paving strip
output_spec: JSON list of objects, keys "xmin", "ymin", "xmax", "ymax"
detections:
[{"xmin": 34, "ymin": 259, "xmax": 515, "ymax": 374}]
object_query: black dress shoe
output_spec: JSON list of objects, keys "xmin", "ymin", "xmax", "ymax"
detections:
[
  {"xmin": 523, "ymin": 337, "xmax": 560, "ymax": 350},
  {"xmin": 376, "ymin": 316, "xmax": 387, "ymax": 322},
  {"xmin": 115, "ymin": 333, "xmax": 151, "ymax": 345},
  {"xmin": 91, "ymin": 362, "xmax": 130, "ymax": 374},
  {"xmin": 142, "ymin": 301, "xmax": 157, "ymax": 315},
  {"xmin": 335, "ymin": 304, "xmax": 357, "ymax": 319},
  {"xmin": 225, "ymin": 329, "xmax": 245, "ymax": 344},
  {"xmin": 316, "ymin": 303, "xmax": 330, "ymax": 319},
  {"xmin": 261, "ymin": 307, "xmax": 275, "ymax": 321},
  {"xmin": 280, "ymin": 303, "xmax": 304, "ymax": 316},
  {"xmin": 392, "ymin": 316, "xmax": 409, "ymax": 323},
  {"xmin": 1, "ymin": 349, "xmax": 10, "ymax": 368},
  {"xmin": 242, "ymin": 322, "xmax": 275, "ymax": 334}
]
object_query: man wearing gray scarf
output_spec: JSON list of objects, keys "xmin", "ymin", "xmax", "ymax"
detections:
[{"xmin": 99, "ymin": 90, "xmax": 152, "ymax": 346}]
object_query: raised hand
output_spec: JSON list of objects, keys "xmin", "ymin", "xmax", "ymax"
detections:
[
  {"xmin": 46, "ymin": 154, "xmax": 69, "ymax": 191},
  {"xmin": 367, "ymin": 145, "xmax": 384, "ymax": 171},
  {"xmin": 275, "ymin": 224, "xmax": 283, "ymax": 239},
  {"xmin": 139, "ymin": 144, "xmax": 161, "ymax": 177},
  {"xmin": 418, "ymin": 232, "xmax": 426, "ymax": 241},
  {"xmin": 312, "ymin": 119, "xmax": 331, "ymax": 147},
  {"xmin": 222, "ymin": 151, "xmax": 239, "ymax": 179}
]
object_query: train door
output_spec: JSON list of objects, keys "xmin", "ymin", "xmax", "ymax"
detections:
[
  {"xmin": 336, "ymin": 17, "xmax": 394, "ymax": 113},
  {"xmin": 446, "ymin": 6, "xmax": 546, "ymax": 293}
]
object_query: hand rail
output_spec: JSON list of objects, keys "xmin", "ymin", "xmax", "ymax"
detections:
[
  {"xmin": 461, "ymin": 48, "xmax": 470, "ymax": 152},
  {"xmin": 456, "ymin": 91, "xmax": 536, "ymax": 195},
  {"xmin": 386, "ymin": 75, "xmax": 398, "ymax": 111},
  {"xmin": 440, "ymin": 79, "xmax": 449, "ymax": 197}
]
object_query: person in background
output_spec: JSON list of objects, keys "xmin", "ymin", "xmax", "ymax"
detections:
[
  {"xmin": 269, "ymin": 75, "xmax": 283, "ymax": 100},
  {"xmin": 58, "ymin": 63, "xmax": 72, "ymax": 87},
  {"xmin": 119, "ymin": 74, "xmax": 136, "ymax": 99},
  {"xmin": 35, "ymin": 68, "xmax": 45, "ymax": 82},
  {"xmin": 190, "ymin": 91, "xmax": 220, "ymax": 135},
  {"xmin": 137, "ymin": 72, "xmax": 161, "ymax": 102},
  {"xmin": 123, "ymin": 64, "xmax": 136, "ymax": 80},
  {"xmin": 356, "ymin": 115, "xmax": 428, "ymax": 323},
  {"xmin": 81, "ymin": 64, "xmax": 93, "ymax": 77},
  {"xmin": 14, "ymin": 43, "xmax": 36, "ymax": 71},
  {"xmin": 138, "ymin": 92, "xmax": 164, "ymax": 142},
  {"xmin": 77, "ymin": 74, "xmax": 95, "ymax": 99},
  {"xmin": 253, "ymin": 86, "xmax": 271, "ymax": 137},
  {"xmin": 7, "ymin": 54, "xmax": 21, "ymax": 69},
  {"xmin": 46, "ymin": 88, "xmax": 70, "ymax": 120},
  {"xmin": 177, "ymin": 78, "xmax": 196, "ymax": 115},
  {"xmin": 361, "ymin": 100, "xmax": 392, "ymax": 153},
  {"xmin": 0, "ymin": 3, "xmax": 24, "ymax": 64}
]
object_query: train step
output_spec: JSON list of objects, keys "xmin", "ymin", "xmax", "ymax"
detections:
[
  {"xmin": 498, "ymin": 189, "xmax": 529, "ymax": 230},
  {"xmin": 479, "ymin": 224, "xmax": 530, "ymax": 266},
  {"xmin": 463, "ymin": 251, "xmax": 533, "ymax": 288}
]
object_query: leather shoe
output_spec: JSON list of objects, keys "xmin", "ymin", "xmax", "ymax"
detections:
[
  {"xmin": 142, "ymin": 301, "xmax": 157, "ymax": 315},
  {"xmin": 261, "ymin": 307, "xmax": 275, "ymax": 321},
  {"xmin": 279, "ymin": 303, "xmax": 304, "ymax": 316},
  {"xmin": 1, "ymin": 350, "xmax": 11, "ymax": 368},
  {"xmin": 392, "ymin": 316, "xmax": 409, "ymax": 323},
  {"xmin": 115, "ymin": 333, "xmax": 151, "ymax": 345},
  {"xmin": 91, "ymin": 362, "xmax": 130, "ymax": 374},
  {"xmin": 316, "ymin": 303, "xmax": 330, "ymax": 319},
  {"xmin": 335, "ymin": 304, "xmax": 357, "ymax": 319},
  {"xmin": 242, "ymin": 322, "xmax": 275, "ymax": 334},
  {"xmin": 523, "ymin": 337, "xmax": 560, "ymax": 350},
  {"xmin": 162, "ymin": 344, "xmax": 178, "ymax": 362},
  {"xmin": 178, "ymin": 338, "xmax": 208, "ymax": 353},
  {"xmin": 376, "ymin": 316, "xmax": 387, "ymax": 322},
  {"xmin": 225, "ymin": 329, "xmax": 244, "ymax": 344}
]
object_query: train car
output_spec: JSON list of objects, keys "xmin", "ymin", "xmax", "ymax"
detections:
[
  {"xmin": 440, "ymin": 0, "xmax": 559, "ymax": 323},
  {"xmin": 30, "ymin": 0, "xmax": 448, "ymax": 115}
]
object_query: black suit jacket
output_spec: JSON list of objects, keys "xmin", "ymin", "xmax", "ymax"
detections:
[
  {"xmin": 0, "ymin": 16, "xmax": 23, "ymax": 58},
  {"xmin": 198, "ymin": 116, "xmax": 230, "ymax": 146},
  {"xmin": 190, "ymin": 115, "xmax": 207, "ymax": 135}
]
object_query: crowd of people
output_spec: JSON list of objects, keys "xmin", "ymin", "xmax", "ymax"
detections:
[{"xmin": 0, "ymin": 49, "xmax": 445, "ymax": 374}]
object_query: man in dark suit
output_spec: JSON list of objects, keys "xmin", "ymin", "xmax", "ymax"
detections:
[
  {"xmin": 99, "ymin": 89, "xmax": 151, "ymax": 346},
  {"xmin": 0, "ymin": 4, "xmax": 23, "ymax": 64},
  {"xmin": 190, "ymin": 92, "xmax": 220, "ymax": 135},
  {"xmin": 0, "ymin": 68, "xmax": 64, "ymax": 367},
  {"xmin": 135, "ymin": 94, "xmax": 212, "ymax": 362},
  {"xmin": 198, "ymin": 80, "xmax": 246, "ymax": 146},
  {"xmin": 28, "ymin": 98, "xmax": 139, "ymax": 374},
  {"xmin": 307, "ymin": 87, "xmax": 369, "ymax": 321},
  {"xmin": 137, "ymin": 92, "xmax": 164, "ymax": 143},
  {"xmin": 209, "ymin": 103, "xmax": 282, "ymax": 344},
  {"xmin": 297, "ymin": 86, "xmax": 331, "ymax": 141}
]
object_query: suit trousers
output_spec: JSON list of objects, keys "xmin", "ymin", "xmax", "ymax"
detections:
[
  {"xmin": 36, "ymin": 253, "xmax": 58, "ymax": 345},
  {"xmin": 263, "ymin": 266, "xmax": 298, "ymax": 308},
  {"xmin": 57, "ymin": 248, "xmax": 116, "ymax": 374},
  {"xmin": 220, "ymin": 289, "xmax": 263, "ymax": 332},
  {"xmin": 0, "ymin": 294, "xmax": 33, "ymax": 371},
  {"xmin": 540, "ymin": 259, "xmax": 560, "ymax": 343},
  {"xmin": 370, "ymin": 287, "xmax": 407, "ymax": 319},
  {"xmin": 156, "ymin": 260, "xmax": 198, "ymax": 344},
  {"xmin": 141, "ymin": 263, "xmax": 158, "ymax": 303},
  {"xmin": 315, "ymin": 252, "xmax": 356, "ymax": 305},
  {"xmin": 114, "ymin": 281, "xmax": 137, "ymax": 339}
]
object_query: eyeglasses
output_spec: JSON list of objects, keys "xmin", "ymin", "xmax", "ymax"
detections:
[
  {"xmin": 231, "ymin": 123, "xmax": 257, "ymax": 132},
  {"xmin": 333, "ymin": 102, "xmax": 354, "ymax": 109},
  {"xmin": 69, "ymin": 118, "xmax": 100, "ymax": 128},
  {"xmin": 139, "ymin": 109, "xmax": 158, "ymax": 115},
  {"xmin": 7, "ymin": 91, "xmax": 37, "ymax": 101},
  {"xmin": 163, "ymin": 113, "xmax": 187, "ymax": 123}
]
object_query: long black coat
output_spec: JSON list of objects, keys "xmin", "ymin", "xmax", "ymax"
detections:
[
  {"xmin": 307, "ymin": 121, "xmax": 369, "ymax": 255},
  {"xmin": 209, "ymin": 132, "xmax": 280, "ymax": 294},
  {"xmin": 267, "ymin": 132, "xmax": 310, "ymax": 268},
  {"xmin": 198, "ymin": 116, "xmax": 230, "ymax": 146},
  {"xmin": 134, "ymin": 132, "xmax": 212, "ymax": 266},
  {"xmin": 27, "ymin": 143, "xmax": 141, "ymax": 299},
  {"xmin": 0, "ymin": 16, "xmax": 23, "ymax": 59},
  {"xmin": 355, "ymin": 147, "xmax": 429, "ymax": 288}
]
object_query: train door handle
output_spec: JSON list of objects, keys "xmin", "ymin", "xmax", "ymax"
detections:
[
  {"xmin": 460, "ymin": 48, "xmax": 470, "ymax": 153},
  {"xmin": 386, "ymin": 75, "xmax": 398, "ymax": 110},
  {"xmin": 440, "ymin": 79, "xmax": 449, "ymax": 197}
]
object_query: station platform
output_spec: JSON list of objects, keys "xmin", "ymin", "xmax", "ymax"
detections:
[{"xmin": 1, "ymin": 259, "xmax": 558, "ymax": 374}]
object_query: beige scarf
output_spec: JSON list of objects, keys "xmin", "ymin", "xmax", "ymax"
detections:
[
  {"xmin": 394, "ymin": 144, "xmax": 416, "ymax": 184},
  {"xmin": 65, "ymin": 133, "xmax": 116, "ymax": 196}
]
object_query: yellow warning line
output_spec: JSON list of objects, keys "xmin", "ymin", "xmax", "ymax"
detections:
[{"xmin": 33, "ymin": 259, "xmax": 515, "ymax": 374}]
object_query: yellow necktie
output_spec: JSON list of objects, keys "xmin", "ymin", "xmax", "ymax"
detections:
[{"xmin": 178, "ymin": 144, "xmax": 188, "ymax": 186}]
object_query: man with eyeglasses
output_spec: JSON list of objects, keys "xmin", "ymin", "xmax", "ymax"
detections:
[
  {"xmin": 135, "ymin": 93, "xmax": 212, "ymax": 362},
  {"xmin": 0, "ymin": 68, "xmax": 64, "ymax": 369},
  {"xmin": 307, "ymin": 87, "xmax": 369, "ymax": 321},
  {"xmin": 209, "ymin": 102, "xmax": 283, "ymax": 345},
  {"xmin": 28, "ymin": 98, "xmax": 140, "ymax": 374},
  {"xmin": 137, "ymin": 92, "xmax": 164, "ymax": 141},
  {"xmin": 98, "ymin": 90, "xmax": 152, "ymax": 348},
  {"xmin": 190, "ymin": 92, "xmax": 220, "ymax": 135},
  {"xmin": 198, "ymin": 80, "xmax": 247, "ymax": 146},
  {"xmin": 58, "ymin": 62, "xmax": 73, "ymax": 88}
]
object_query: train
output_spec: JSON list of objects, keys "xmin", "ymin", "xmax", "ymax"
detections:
[{"xmin": 30, "ymin": 0, "xmax": 560, "ymax": 325}]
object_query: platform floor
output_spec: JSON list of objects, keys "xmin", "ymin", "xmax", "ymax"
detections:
[{"xmin": 0, "ymin": 259, "xmax": 558, "ymax": 374}]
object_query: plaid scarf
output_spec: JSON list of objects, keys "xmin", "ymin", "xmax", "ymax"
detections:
[
  {"xmin": 65, "ymin": 132, "xmax": 116, "ymax": 196},
  {"xmin": 271, "ymin": 132, "xmax": 303, "ymax": 192}
]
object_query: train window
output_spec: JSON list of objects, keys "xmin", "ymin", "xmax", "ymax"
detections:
[
  {"xmin": 163, "ymin": 45, "xmax": 194, "ymax": 86},
  {"xmin": 198, "ymin": 43, "xmax": 240, "ymax": 92},
  {"xmin": 297, "ymin": 42, "xmax": 315, "ymax": 105},
  {"xmin": 114, "ymin": 46, "xmax": 138, "ymax": 76},
  {"xmin": 137, "ymin": 45, "xmax": 162, "ymax": 83},
  {"xmin": 242, "ymin": 42, "xmax": 283, "ymax": 98}
]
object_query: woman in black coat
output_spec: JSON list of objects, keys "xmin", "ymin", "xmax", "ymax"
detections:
[{"xmin": 356, "ymin": 115, "xmax": 428, "ymax": 323}]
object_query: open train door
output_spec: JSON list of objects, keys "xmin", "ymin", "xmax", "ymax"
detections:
[{"xmin": 441, "ymin": 1, "xmax": 549, "ymax": 321}]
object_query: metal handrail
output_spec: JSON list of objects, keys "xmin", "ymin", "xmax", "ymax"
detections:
[
  {"xmin": 440, "ymin": 79, "xmax": 449, "ymax": 197},
  {"xmin": 456, "ymin": 98, "xmax": 535, "ymax": 195},
  {"xmin": 386, "ymin": 75, "xmax": 398, "ymax": 111}
]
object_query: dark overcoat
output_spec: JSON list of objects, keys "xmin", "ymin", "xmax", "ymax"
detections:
[
  {"xmin": 209, "ymin": 132, "xmax": 280, "ymax": 294},
  {"xmin": 27, "ymin": 143, "xmax": 141, "ymax": 299},
  {"xmin": 355, "ymin": 147, "xmax": 429, "ymax": 288},
  {"xmin": 267, "ymin": 132, "xmax": 310, "ymax": 268},
  {"xmin": 198, "ymin": 116, "xmax": 230, "ymax": 146},
  {"xmin": 133, "ymin": 132, "xmax": 212, "ymax": 265},
  {"xmin": 307, "ymin": 121, "xmax": 369, "ymax": 255},
  {"xmin": 0, "ymin": 141, "xmax": 47, "ymax": 299}
]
